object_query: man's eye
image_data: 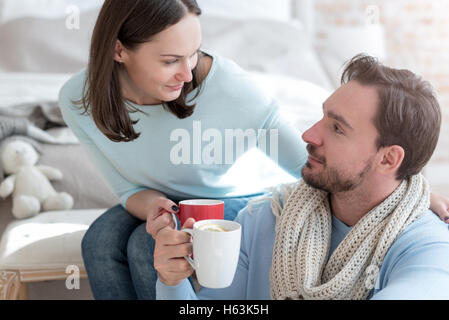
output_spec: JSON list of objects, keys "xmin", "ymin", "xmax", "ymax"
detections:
[{"xmin": 333, "ymin": 124, "xmax": 343, "ymax": 134}]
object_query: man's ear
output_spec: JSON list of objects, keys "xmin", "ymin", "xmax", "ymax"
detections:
[
  {"xmin": 113, "ymin": 39, "xmax": 128, "ymax": 64},
  {"xmin": 378, "ymin": 145, "xmax": 405, "ymax": 176}
]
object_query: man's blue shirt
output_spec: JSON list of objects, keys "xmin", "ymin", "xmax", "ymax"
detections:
[{"xmin": 157, "ymin": 200, "xmax": 449, "ymax": 300}]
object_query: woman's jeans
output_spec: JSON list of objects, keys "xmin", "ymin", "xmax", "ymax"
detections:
[{"xmin": 81, "ymin": 195, "xmax": 263, "ymax": 299}]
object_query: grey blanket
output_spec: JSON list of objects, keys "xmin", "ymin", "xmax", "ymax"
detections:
[{"xmin": 0, "ymin": 101, "xmax": 78, "ymax": 145}]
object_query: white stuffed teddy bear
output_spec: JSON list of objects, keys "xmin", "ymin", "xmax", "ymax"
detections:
[{"xmin": 0, "ymin": 139, "xmax": 73, "ymax": 219}]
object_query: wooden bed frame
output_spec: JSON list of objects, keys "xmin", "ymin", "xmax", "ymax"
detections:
[{"xmin": 0, "ymin": 268, "xmax": 87, "ymax": 300}]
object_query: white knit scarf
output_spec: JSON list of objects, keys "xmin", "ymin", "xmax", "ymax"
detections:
[{"xmin": 264, "ymin": 174, "xmax": 429, "ymax": 300}]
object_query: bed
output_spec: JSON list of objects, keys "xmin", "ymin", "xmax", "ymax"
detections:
[{"xmin": 0, "ymin": 0, "xmax": 333, "ymax": 299}]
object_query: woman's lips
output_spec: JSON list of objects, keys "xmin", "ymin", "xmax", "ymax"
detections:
[{"xmin": 167, "ymin": 84, "xmax": 183, "ymax": 91}]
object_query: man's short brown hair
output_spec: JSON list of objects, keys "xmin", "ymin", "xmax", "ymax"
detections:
[{"xmin": 341, "ymin": 54, "xmax": 441, "ymax": 180}]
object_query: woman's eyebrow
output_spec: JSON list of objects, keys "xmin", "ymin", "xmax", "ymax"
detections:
[{"xmin": 160, "ymin": 45, "xmax": 202, "ymax": 58}]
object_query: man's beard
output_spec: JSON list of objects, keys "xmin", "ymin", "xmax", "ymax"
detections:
[{"xmin": 302, "ymin": 145, "xmax": 374, "ymax": 193}]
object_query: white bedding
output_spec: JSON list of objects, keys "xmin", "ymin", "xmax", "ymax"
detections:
[{"xmin": 0, "ymin": 72, "xmax": 72, "ymax": 107}]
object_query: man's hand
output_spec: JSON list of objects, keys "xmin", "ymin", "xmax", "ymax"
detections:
[{"xmin": 154, "ymin": 218, "xmax": 196, "ymax": 286}]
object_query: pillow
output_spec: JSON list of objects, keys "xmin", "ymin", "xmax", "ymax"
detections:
[
  {"xmin": 0, "ymin": 0, "xmax": 103, "ymax": 23},
  {"xmin": 0, "ymin": 7, "xmax": 99, "ymax": 72},
  {"xmin": 200, "ymin": 15, "xmax": 333, "ymax": 89}
]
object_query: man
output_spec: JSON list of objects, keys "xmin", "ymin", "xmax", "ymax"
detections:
[{"xmin": 153, "ymin": 54, "xmax": 449, "ymax": 299}]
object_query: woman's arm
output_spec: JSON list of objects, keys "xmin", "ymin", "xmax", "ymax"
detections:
[
  {"xmin": 126, "ymin": 189, "xmax": 180, "ymax": 237},
  {"xmin": 126, "ymin": 189, "xmax": 167, "ymax": 221},
  {"xmin": 258, "ymin": 103, "xmax": 308, "ymax": 179},
  {"xmin": 430, "ymin": 192, "xmax": 449, "ymax": 223}
]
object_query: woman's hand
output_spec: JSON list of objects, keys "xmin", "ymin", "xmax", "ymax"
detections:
[
  {"xmin": 145, "ymin": 196, "xmax": 180, "ymax": 238},
  {"xmin": 430, "ymin": 192, "xmax": 449, "ymax": 223}
]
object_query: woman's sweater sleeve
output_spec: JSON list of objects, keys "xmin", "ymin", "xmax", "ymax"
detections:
[{"xmin": 258, "ymin": 101, "xmax": 308, "ymax": 179}]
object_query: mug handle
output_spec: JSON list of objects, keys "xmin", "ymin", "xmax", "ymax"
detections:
[
  {"xmin": 171, "ymin": 212, "xmax": 179, "ymax": 230},
  {"xmin": 171, "ymin": 213, "xmax": 196, "ymax": 270}
]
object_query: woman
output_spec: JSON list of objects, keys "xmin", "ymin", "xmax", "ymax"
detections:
[{"xmin": 59, "ymin": 0, "xmax": 449, "ymax": 299}]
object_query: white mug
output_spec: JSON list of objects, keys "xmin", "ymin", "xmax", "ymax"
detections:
[{"xmin": 181, "ymin": 219, "xmax": 241, "ymax": 289}]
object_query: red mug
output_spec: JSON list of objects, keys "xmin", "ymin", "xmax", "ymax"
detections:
[{"xmin": 175, "ymin": 199, "xmax": 224, "ymax": 226}]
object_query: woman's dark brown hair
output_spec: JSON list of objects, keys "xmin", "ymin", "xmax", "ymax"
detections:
[
  {"xmin": 75, "ymin": 0, "xmax": 203, "ymax": 142},
  {"xmin": 341, "ymin": 54, "xmax": 441, "ymax": 180}
]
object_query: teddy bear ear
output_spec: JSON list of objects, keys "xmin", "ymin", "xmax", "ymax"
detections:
[{"xmin": 2, "ymin": 135, "xmax": 42, "ymax": 154}]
